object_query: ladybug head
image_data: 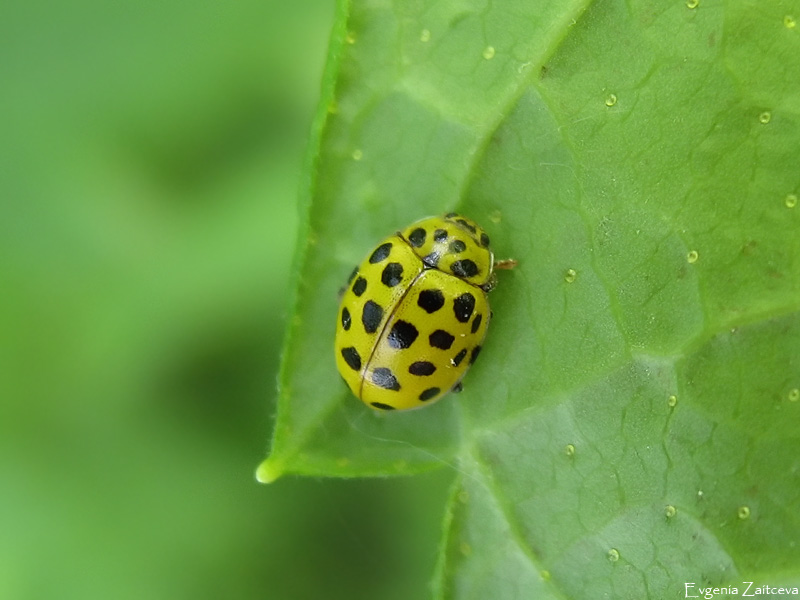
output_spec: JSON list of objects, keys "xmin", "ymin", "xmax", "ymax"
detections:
[{"xmin": 400, "ymin": 214, "xmax": 493, "ymax": 286}]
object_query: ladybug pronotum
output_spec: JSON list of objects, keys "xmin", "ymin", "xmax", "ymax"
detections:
[{"xmin": 334, "ymin": 213, "xmax": 516, "ymax": 411}]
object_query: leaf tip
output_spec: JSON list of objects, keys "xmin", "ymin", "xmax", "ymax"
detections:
[{"xmin": 255, "ymin": 457, "xmax": 284, "ymax": 484}]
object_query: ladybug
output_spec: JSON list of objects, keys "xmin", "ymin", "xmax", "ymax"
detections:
[{"xmin": 334, "ymin": 213, "xmax": 516, "ymax": 411}]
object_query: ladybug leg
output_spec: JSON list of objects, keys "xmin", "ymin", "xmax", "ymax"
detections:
[
  {"xmin": 481, "ymin": 272, "xmax": 498, "ymax": 292},
  {"xmin": 494, "ymin": 258, "xmax": 518, "ymax": 270},
  {"xmin": 482, "ymin": 259, "xmax": 517, "ymax": 292},
  {"xmin": 451, "ymin": 381, "xmax": 463, "ymax": 393},
  {"xmin": 338, "ymin": 265, "xmax": 359, "ymax": 299}
]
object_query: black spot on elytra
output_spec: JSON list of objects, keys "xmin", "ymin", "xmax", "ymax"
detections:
[
  {"xmin": 362, "ymin": 300, "xmax": 383, "ymax": 334},
  {"xmin": 372, "ymin": 367, "xmax": 401, "ymax": 391},
  {"xmin": 471, "ymin": 313, "xmax": 482, "ymax": 334},
  {"xmin": 381, "ymin": 262, "xmax": 404, "ymax": 287},
  {"xmin": 453, "ymin": 293, "xmax": 476, "ymax": 323},
  {"xmin": 409, "ymin": 361, "xmax": 436, "ymax": 376},
  {"xmin": 341, "ymin": 307, "xmax": 351, "ymax": 330},
  {"xmin": 470, "ymin": 346, "xmax": 482, "ymax": 364},
  {"xmin": 449, "ymin": 239, "xmax": 467, "ymax": 254},
  {"xmin": 456, "ymin": 219, "xmax": 477, "ymax": 234},
  {"xmin": 423, "ymin": 252, "xmax": 440, "ymax": 268},
  {"xmin": 429, "ymin": 330, "xmax": 455, "ymax": 350},
  {"xmin": 352, "ymin": 276, "xmax": 367, "ymax": 296},
  {"xmin": 419, "ymin": 387, "xmax": 440, "ymax": 401},
  {"xmin": 341, "ymin": 347, "xmax": 361, "ymax": 371},
  {"xmin": 369, "ymin": 242, "xmax": 392, "ymax": 264},
  {"xmin": 452, "ymin": 348, "xmax": 467, "ymax": 367},
  {"xmin": 408, "ymin": 228, "xmax": 426, "ymax": 247},
  {"xmin": 371, "ymin": 402, "xmax": 395, "ymax": 410},
  {"xmin": 451, "ymin": 259, "xmax": 479, "ymax": 278},
  {"xmin": 388, "ymin": 320, "xmax": 418, "ymax": 349},
  {"xmin": 480, "ymin": 232, "xmax": 490, "ymax": 248},
  {"xmin": 417, "ymin": 289, "xmax": 445, "ymax": 313},
  {"xmin": 433, "ymin": 229, "xmax": 448, "ymax": 242}
]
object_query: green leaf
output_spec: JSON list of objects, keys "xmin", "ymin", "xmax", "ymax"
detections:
[{"xmin": 260, "ymin": 0, "xmax": 800, "ymax": 596}]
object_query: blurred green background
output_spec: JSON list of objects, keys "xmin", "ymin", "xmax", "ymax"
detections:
[{"xmin": 0, "ymin": 1, "xmax": 453, "ymax": 598}]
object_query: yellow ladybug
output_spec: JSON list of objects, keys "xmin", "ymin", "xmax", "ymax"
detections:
[{"xmin": 334, "ymin": 213, "xmax": 516, "ymax": 411}]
